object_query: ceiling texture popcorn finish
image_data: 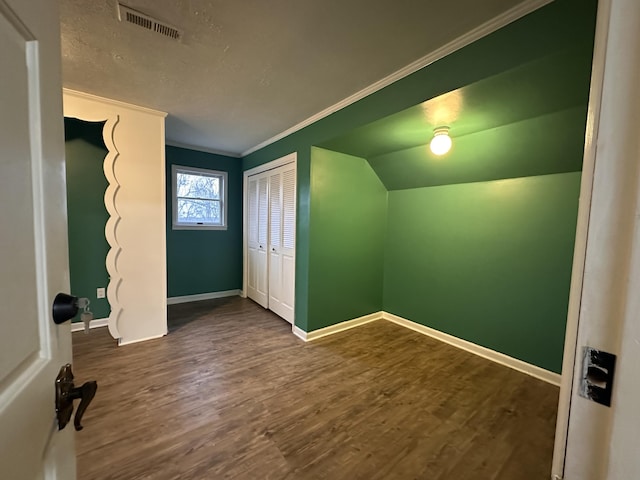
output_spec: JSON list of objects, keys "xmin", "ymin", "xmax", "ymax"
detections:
[{"xmin": 59, "ymin": 0, "xmax": 546, "ymax": 156}]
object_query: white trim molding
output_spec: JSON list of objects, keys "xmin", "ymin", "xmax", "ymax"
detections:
[
  {"xmin": 551, "ymin": 0, "xmax": 612, "ymax": 477},
  {"xmin": 70, "ymin": 317, "xmax": 110, "ymax": 332},
  {"xmin": 63, "ymin": 88, "xmax": 167, "ymax": 118},
  {"xmin": 243, "ymin": 152, "xmax": 297, "ymax": 177},
  {"xmin": 292, "ymin": 325, "xmax": 308, "ymax": 342},
  {"xmin": 167, "ymin": 289, "xmax": 241, "ymax": 305},
  {"xmin": 295, "ymin": 311, "xmax": 560, "ymax": 386},
  {"xmin": 292, "ymin": 311, "xmax": 383, "ymax": 342},
  {"xmin": 118, "ymin": 333, "xmax": 166, "ymax": 347},
  {"xmin": 241, "ymin": 0, "xmax": 552, "ymax": 157},
  {"xmin": 382, "ymin": 312, "xmax": 561, "ymax": 386}
]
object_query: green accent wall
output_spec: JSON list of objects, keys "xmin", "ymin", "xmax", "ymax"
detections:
[
  {"xmin": 308, "ymin": 148, "xmax": 387, "ymax": 330},
  {"xmin": 243, "ymin": 0, "xmax": 597, "ymax": 333},
  {"xmin": 384, "ymin": 172, "xmax": 581, "ymax": 373},
  {"xmin": 64, "ymin": 119, "xmax": 110, "ymax": 321},
  {"xmin": 166, "ymin": 146, "xmax": 243, "ymax": 297}
]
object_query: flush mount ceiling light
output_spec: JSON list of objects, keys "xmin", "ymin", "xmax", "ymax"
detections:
[{"xmin": 429, "ymin": 127, "xmax": 452, "ymax": 156}]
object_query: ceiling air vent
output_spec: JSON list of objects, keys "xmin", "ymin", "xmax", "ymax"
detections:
[{"xmin": 116, "ymin": 2, "xmax": 182, "ymax": 41}]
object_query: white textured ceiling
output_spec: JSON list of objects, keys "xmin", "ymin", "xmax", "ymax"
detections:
[{"xmin": 60, "ymin": 0, "xmax": 533, "ymax": 156}]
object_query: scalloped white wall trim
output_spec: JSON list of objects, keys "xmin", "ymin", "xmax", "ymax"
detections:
[
  {"xmin": 63, "ymin": 89, "xmax": 168, "ymax": 345},
  {"xmin": 102, "ymin": 116, "xmax": 123, "ymax": 339}
]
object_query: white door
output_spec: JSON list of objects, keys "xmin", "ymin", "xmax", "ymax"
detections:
[
  {"xmin": 0, "ymin": 0, "xmax": 76, "ymax": 478},
  {"xmin": 268, "ymin": 171, "xmax": 283, "ymax": 315},
  {"xmin": 244, "ymin": 154, "xmax": 297, "ymax": 323},
  {"xmin": 246, "ymin": 177, "xmax": 259, "ymax": 302},
  {"xmin": 268, "ymin": 165, "xmax": 296, "ymax": 323},
  {"xmin": 247, "ymin": 175, "xmax": 269, "ymax": 307}
]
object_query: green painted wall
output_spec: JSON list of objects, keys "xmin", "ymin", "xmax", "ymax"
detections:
[
  {"xmin": 383, "ymin": 172, "xmax": 581, "ymax": 373},
  {"xmin": 166, "ymin": 146, "xmax": 243, "ymax": 297},
  {"xmin": 319, "ymin": 46, "xmax": 594, "ymax": 162},
  {"xmin": 64, "ymin": 119, "xmax": 110, "ymax": 321},
  {"xmin": 243, "ymin": 0, "xmax": 597, "ymax": 331},
  {"xmin": 368, "ymin": 107, "xmax": 588, "ymax": 190},
  {"xmin": 308, "ymin": 148, "xmax": 387, "ymax": 330}
]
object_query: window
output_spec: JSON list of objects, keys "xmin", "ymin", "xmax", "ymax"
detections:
[{"xmin": 172, "ymin": 165, "xmax": 227, "ymax": 230}]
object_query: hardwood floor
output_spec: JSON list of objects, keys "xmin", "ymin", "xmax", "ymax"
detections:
[{"xmin": 73, "ymin": 297, "xmax": 559, "ymax": 479}]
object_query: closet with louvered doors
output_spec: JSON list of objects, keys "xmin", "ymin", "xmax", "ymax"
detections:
[{"xmin": 246, "ymin": 158, "xmax": 296, "ymax": 324}]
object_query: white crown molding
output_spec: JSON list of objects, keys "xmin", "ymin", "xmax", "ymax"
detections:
[
  {"xmin": 63, "ymin": 88, "xmax": 168, "ymax": 118},
  {"xmin": 71, "ymin": 317, "xmax": 110, "ymax": 332},
  {"xmin": 241, "ymin": 0, "xmax": 552, "ymax": 158},
  {"xmin": 165, "ymin": 140, "xmax": 242, "ymax": 158},
  {"xmin": 243, "ymin": 152, "xmax": 297, "ymax": 177},
  {"xmin": 295, "ymin": 310, "xmax": 560, "ymax": 386},
  {"xmin": 167, "ymin": 289, "xmax": 241, "ymax": 305}
]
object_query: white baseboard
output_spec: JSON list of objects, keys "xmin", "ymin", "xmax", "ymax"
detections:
[
  {"xmin": 118, "ymin": 331, "xmax": 167, "ymax": 346},
  {"xmin": 295, "ymin": 311, "xmax": 560, "ymax": 386},
  {"xmin": 71, "ymin": 317, "xmax": 109, "ymax": 332},
  {"xmin": 292, "ymin": 325, "xmax": 308, "ymax": 341},
  {"xmin": 294, "ymin": 311, "xmax": 384, "ymax": 342},
  {"xmin": 167, "ymin": 289, "xmax": 241, "ymax": 305},
  {"xmin": 382, "ymin": 312, "xmax": 561, "ymax": 386}
]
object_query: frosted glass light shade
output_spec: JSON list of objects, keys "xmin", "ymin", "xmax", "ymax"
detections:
[{"xmin": 430, "ymin": 127, "xmax": 452, "ymax": 155}]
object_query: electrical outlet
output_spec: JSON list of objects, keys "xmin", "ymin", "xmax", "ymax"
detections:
[{"xmin": 96, "ymin": 287, "xmax": 106, "ymax": 299}]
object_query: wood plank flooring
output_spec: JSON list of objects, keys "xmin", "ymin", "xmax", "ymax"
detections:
[{"xmin": 72, "ymin": 297, "xmax": 559, "ymax": 479}]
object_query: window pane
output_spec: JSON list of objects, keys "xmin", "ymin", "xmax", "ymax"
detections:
[
  {"xmin": 177, "ymin": 198, "xmax": 221, "ymax": 224},
  {"xmin": 176, "ymin": 172, "xmax": 220, "ymax": 200}
]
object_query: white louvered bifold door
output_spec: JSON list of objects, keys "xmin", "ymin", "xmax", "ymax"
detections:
[
  {"xmin": 268, "ymin": 171, "xmax": 283, "ymax": 316},
  {"xmin": 277, "ymin": 165, "xmax": 296, "ymax": 322},
  {"xmin": 246, "ymin": 159, "xmax": 296, "ymax": 322},
  {"xmin": 247, "ymin": 175, "xmax": 269, "ymax": 307}
]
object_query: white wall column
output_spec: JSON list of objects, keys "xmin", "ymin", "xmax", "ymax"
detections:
[{"xmin": 63, "ymin": 89, "xmax": 168, "ymax": 346}]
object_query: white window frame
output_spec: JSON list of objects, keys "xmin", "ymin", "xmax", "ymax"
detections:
[{"xmin": 172, "ymin": 164, "xmax": 228, "ymax": 230}]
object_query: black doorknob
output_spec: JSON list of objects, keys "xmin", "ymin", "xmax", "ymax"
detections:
[{"xmin": 52, "ymin": 293, "xmax": 79, "ymax": 324}]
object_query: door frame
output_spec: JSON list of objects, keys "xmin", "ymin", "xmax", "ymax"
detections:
[
  {"xmin": 550, "ymin": 0, "xmax": 610, "ymax": 475},
  {"xmin": 552, "ymin": 0, "xmax": 640, "ymax": 477},
  {"xmin": 242, "ymin": 152, "xmax": 297, "ymax": 306}
]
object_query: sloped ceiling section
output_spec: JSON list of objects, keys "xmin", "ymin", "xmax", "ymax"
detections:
[
  {"xmin": 318, "ymin": 41, "xmax": 595, "ymax": 189},
  {"xmin": 59, "ymin": 0, "xmax": 542, "ymax": 155}
]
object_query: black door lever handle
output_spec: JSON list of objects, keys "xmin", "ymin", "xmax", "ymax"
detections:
[{"xmin": 55, "ymin": 364, "xmax": 98, "ymax": 431}]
